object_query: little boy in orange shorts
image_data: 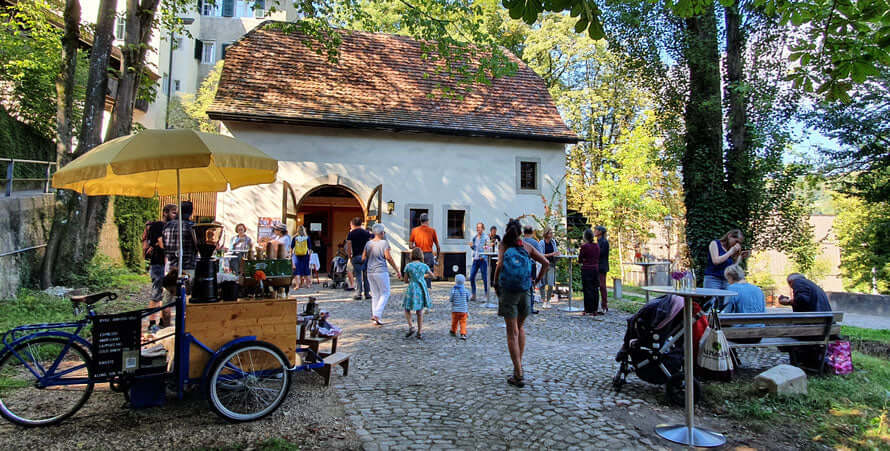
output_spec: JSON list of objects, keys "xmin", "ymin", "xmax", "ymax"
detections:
[{"xmin": 449, "ymin": 274, "xmax": 470, "ymax": 340}]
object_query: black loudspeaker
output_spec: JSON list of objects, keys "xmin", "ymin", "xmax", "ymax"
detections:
[{"xmin": 442, "ymin": 253, "xmax": 467, "ymax": 280}]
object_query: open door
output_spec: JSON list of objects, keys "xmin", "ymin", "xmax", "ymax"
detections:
[
  {"xmin": 282, "ymin": 181, "xmax": 299, "ymax": 232},
  {"xmin": 366, "ymin": 184, "xmax": 382, "ymax": 226}
]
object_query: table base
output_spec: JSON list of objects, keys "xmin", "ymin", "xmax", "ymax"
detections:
[
  {"xmin": 559, "ymin": 306, "xmax": 584, "ymax": 312},
  {"xmin": 656, "ymin": 425, "xmax": 726, "ymax": 447}
]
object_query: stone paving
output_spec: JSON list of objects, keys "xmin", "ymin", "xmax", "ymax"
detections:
[{"xmin": 298, "ymin": 280, "xmax": 794, "ymax": 450}]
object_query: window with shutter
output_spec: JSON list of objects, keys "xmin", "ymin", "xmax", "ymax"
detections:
[
  {"xmin": 222, "ymin": 0, "xmax": 234, "ymax": 17},
  {"xmin": 193, "ymin": 39, "xmax": 203, "ymax": 59},
  {"xmin": 222, "ymin": 43, "xmax": 231, "ymax": 59}
]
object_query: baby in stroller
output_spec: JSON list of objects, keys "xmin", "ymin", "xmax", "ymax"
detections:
[
  {"xmin": 612, "ymin": 294, "xmax": 707, "ymax": 405},
  {"xmin": 329, "ymin": 255, "xmax": 349, "ymax": 289}
]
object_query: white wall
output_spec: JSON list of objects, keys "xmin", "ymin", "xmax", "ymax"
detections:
[{"xmin": 216, "ymin": 123, "xmax": 567, "ymax": 265}]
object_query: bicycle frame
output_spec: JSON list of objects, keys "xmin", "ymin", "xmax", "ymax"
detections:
[{"xmin": 2, "ymin": 279, "xmax": 328, "ymax": 402}]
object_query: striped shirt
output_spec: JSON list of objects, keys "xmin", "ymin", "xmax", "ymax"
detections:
[{"xmin": 450, "ymin": 286, "xmax": 470, "ymax": 313}]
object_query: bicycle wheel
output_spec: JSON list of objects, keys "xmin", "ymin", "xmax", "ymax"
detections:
[
  {"xmin": 0, "ymin": 336, "xmax": 94, "ymax": 427},
  {"xmin": 205, "ymin": 341, "xmax": 291, "ymax": 422}
]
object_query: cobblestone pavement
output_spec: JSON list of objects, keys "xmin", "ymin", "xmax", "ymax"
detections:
[{"xmin": 301, "ymin": 280, "xmax": 797, "ymax": 450}]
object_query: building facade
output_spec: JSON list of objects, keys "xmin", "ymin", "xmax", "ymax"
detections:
[{"xmin": 207, "ymin": 24, "xmax": 577, "ymax": 275}]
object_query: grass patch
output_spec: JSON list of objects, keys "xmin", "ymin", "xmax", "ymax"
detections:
[
  {"xmin": 842, "ymin": 326, "xmax": 890, "ymax": 345},
  {"xmin": 68, "ymin": 254, "xmax": 149, "ymax": 292},
  {"xmin": 703, "ymin": 352, "xmax": 890, "ymax": 449},
  {"xmin": 614, "ymin": 299, "xmax": 644, "ymax": 314},
  {"xmin": 196, "ymin": 438, "xmax": 304, "ymax": 450},
  {"xmin": 0, "ymin": 289, "xmax": 77, "ymax": 332}
]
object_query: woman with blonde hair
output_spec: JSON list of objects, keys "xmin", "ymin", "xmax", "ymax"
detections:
[
  {"xmin": 704, "ymin": 229, "xmax": 750, "ymax": 290},
  {"xmin": 291, "ymin": 225, "xmax": 312, "ymax": 289}
]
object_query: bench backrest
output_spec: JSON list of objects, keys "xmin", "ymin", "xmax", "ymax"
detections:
[{"xmin": 717, "ymin": 312, "xmax": 844, "ymax": 341}]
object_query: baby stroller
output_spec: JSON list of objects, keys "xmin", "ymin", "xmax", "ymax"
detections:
[
  {"xmin": 328, "ymin": 255, "xmax": 349, "ymax": 289},
  {"xmin": 612, "ymin": 295, "xmax": 705, "ymax": 406}
]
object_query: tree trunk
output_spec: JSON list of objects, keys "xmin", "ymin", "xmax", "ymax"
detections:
[
  {"xmin": 723, "ymin": 3, "xmax": 756, "ymax": 239},
  {"xmin": 106, "ymin": 0, "xmax": 162, "ymax": 140},
  {"xmin": 40, "ymin": 0, "xmax": 81, "ymax": 288},
  {"xmin": 682, "ymin": 7, "xmax": 727, "ymax": 272},
  {"xmin": 41, "ymin": 0, "xmax": 116, "ymax": 286}
]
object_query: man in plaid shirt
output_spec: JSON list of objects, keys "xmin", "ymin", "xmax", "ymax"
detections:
[{"xmin": 163, "ymin": 201, "xmax": 197, "ymax": 284}]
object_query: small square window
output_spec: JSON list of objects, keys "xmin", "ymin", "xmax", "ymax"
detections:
[
  {"xmin": 409, "ymin": 208, "xmax": 428, "ymax": 230},
  {"xmin": 174, "ymin": 80, "xmax": 181, "ymax": 91},
  {"xmin": 520, "ymin": 161, "xmax": 537, "ymax": 191},
  {"xmin": 447, "ymin": 210, "xmax": 465, "ymax": 239}
]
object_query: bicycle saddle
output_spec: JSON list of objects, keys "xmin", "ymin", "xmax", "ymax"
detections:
[{"xmin": 70, "ymin": 292, "xmax": 117, "ymax": 305}]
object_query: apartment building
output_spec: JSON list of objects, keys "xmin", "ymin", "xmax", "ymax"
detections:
[{"xmin": 79, "ymin": 0, "xmax": 298, "ymax": 131}]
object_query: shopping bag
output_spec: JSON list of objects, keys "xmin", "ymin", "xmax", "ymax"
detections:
[
  {"xmin": 826, "ymin": 341, "xmax": 853, "ymax": 375},
  {"xmin": 697, "ymin": 310, "xmax": 735, "ymax": 381}
]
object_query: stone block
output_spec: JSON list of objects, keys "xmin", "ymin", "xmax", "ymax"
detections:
[{"xmin": 755, "ymin": 364, "xmax": 807, "ymax": 395}]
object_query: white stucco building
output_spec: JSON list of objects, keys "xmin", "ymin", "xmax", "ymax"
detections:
[{"xmin": 206, "ymin": 23, "xmax": 578, "ymax": 276}]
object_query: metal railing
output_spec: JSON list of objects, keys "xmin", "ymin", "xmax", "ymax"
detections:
[{"xmin": 1, "ymin": 158, "xmax": 57, "ymax": 197}]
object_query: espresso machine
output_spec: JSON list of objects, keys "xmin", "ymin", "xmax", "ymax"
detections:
[{"xmin": 190, "ymin": 222, "xmax": 224, "ymax": 303}]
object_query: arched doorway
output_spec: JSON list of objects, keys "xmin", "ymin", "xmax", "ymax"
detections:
[{"xmin": 283, "ymin": 184, "xmax": 365, "ymax": 274}]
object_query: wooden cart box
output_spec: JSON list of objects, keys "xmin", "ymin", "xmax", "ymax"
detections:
[{"xmin": 184, "ymin": 299, "xmax": 297, "ymax": 378}]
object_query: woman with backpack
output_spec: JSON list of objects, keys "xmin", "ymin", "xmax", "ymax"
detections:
[
  {"xmin": 292, "ymin": 225, "xmax": 312, "ymax": 289},
  {"xmin": 493, "ymin": 219, "xmax": 549, "ymax": 388}
]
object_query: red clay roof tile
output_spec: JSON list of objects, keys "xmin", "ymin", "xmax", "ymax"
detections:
[{"xmin": 207, "ymin": 23, "xmax": 578, "ymax": 143}]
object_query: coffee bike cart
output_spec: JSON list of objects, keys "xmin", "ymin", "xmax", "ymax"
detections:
[{"xmin": 0, "ymin": 130, "xmax": 340, "ymax": 427}]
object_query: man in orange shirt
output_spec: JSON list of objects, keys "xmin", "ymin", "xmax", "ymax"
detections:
[{"xmin": 409, "ymin": 213, "xmax": 440, "ymax": 289}]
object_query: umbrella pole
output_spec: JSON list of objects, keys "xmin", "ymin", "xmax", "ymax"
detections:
[{"xmin": 177, "ymin": 168, "xmax": 182, "ymax": 278}]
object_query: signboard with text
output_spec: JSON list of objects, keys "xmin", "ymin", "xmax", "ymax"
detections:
[{"xmin": 91, "ymin": 311, "xmax": 141, "ymax": 378}]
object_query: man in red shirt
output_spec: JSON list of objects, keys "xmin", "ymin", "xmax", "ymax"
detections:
[{"xmin": 409, "ymin": 213, "xmax": 440, "ymax": 289}]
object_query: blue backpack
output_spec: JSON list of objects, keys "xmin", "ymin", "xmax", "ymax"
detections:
[{"xmin": 498, "ymin": 246, "xmax": 532, "ymax": 292}]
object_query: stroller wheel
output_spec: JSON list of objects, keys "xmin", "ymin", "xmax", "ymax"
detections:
[{"xmin": 665, "ymin": 373, "xmax": 701, "ymax": 407}]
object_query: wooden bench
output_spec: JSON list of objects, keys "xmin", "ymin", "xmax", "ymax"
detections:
[
  {"xmin": 717, "ymin": 311, "xmax": 845, "ymax": 374},
  {"xmin": 296, "ymin": 315, "xmax": 350, "ymax": 386}
]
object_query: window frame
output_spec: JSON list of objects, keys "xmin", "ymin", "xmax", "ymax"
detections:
[
  {"xmin": 114, "ymin": 17, "xmax": 126, "ymax": 41},
  {"xmin": 174, "ymin": 79, "xmax": 181, "ymax": 92},
  {"xmin": 515, "ymin": 157, "xmax": 542, "ymax": 195},
  {"xmin": 404, "ymin": 204, "xmax": 433, "ymax": 243},
  {"xmin": 162, "ymin": 74, "xmax": 169, "ymax": 95},
  {"xmin": 202, "ymin": 1, "xmax": 219, "ymax": 16},
  {"xmin": 201, "ymin": 40, "xmax": 216, "ymax": 64},
  {"xmin": 441, "ymin": 205, "xmax": 470, "ymax": 244}
]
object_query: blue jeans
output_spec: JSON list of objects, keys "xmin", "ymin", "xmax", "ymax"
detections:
[
  {"xmin": 352, "ymin": 256, "xmax": 370, "ymax": 297},
  {"xmin": 703, "ymin": 275, "xmax": 727, "ymax": 310},
  {"xmin": 469, "ymin": 258, "xmax": 488, "ymax": 297}
]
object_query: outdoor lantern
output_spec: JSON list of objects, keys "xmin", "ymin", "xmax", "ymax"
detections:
[
  {"xmin": 386, "ymin": 200, "xmax": 395, "ymax": 215},
  {"xmin": 663, "ymin": 214, "xmax": 673, "ymax": 229}
]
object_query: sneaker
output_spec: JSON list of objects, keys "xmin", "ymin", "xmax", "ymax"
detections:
[
  {"xmin": 345, "ymin": 287, "xmax": 355, "ymax": 291},
  {"xmin": 470, "ymin": 295, "xmax": 476, "ymax": 302},
  {"xmin": 460, "ymin": 334, "xmax": 467, "ymax": 340},
  {"xmin": 364, "ymin": 294, "xmax": 372, "ymax": 300},
  {"xmin": 449, "ymin": 331, "xmax": 456, "ymax": 337},
  {"xmin": 353, "ymin": 295, "xmax": 363, "ymax": 301}
]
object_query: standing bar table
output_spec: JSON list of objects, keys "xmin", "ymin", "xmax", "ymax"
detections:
[
  {"xmin": 555, "ymin": 254, "xmax": 580, "ymax": 312},
  {"xmin": 631, "ymin": 261, "xmax": 670, "ymax": 301},
  {"xmin": 479, "ymin": 252, "xmax": 499, "ymax": 309},
  {"xmin": 641, "ymin": 285, "xmax": 736, "ymax": 448}
]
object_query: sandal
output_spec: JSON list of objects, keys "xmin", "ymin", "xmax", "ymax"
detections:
[
  {"xmin": 507, "ymin": 375, "xmax": 525, "ymax": 388},
  {"xmin": 405, "ymin": 327, "xmax": 416, "ymax": 338},
  {"xmin": 416, "ymin": 333, "xmax": 423, "ymax": 340}
]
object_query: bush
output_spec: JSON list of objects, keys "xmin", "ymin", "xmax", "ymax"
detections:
[
  {"xmin": 68, "ymin": 254, "xmax": 149, "ymax": 292},
  {"xmin": 113, "ymin": 195, "xmax": 159, "ymax": 272}
]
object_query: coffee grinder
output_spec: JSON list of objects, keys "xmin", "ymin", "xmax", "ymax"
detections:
[{"xmin": 190, "ymin": 222, "xmax": 224, "ymax": 303}]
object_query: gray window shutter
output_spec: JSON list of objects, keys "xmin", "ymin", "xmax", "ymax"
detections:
[
  {"xmin": 222, "ymin": 0, "xmax": 234, "ymax": 17},
  {"xmin": 197, "ymin": 0, "xmax": 203, "ymax": 13},
  {"xmin": 194, "ymin": 39, "xmax": 203, "ymax": 60}
]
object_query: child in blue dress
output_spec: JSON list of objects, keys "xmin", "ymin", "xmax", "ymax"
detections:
[{"xmin": 403, "ymin": 247, "xmax": 433, "ymax": 340}]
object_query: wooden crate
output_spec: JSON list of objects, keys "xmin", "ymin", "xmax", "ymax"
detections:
[{"xmin": 184, "ymin": 299, "xmax": 297, "ymax": 379}]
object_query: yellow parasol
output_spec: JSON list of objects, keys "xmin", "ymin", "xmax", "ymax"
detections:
[{"xmin": 52, "ymin": 128, "xmax": 279, "ymax": 276}]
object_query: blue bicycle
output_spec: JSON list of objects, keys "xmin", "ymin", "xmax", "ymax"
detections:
[{"xmin": 0, "ymin": 285, "xmax": 325, "ymax": 427}]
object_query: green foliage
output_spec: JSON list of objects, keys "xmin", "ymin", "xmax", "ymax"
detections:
[
  {"xmin": 67, "ymin": 254, "xmax": 150, "ymax": 292},
  {"xmin": 0, "ymin": 105, "xmax": 54, "ymax": 186},
  {"xmin": 809, "ymin": 69, "xmax": 890, "ymax": 204},
  {"xmin": 0, "ymin": 289, "xmax": 74, "ymax": 332},
  {"xmin": 842, "ymin": 326, "xmax": 890, "ymax": 345},
  {"xmin": 168, "ymin": 60, "xmax": 224, "ymax": 133},
  {"xmin": 833, "ymin": 194, "xmax": 889, "ymax": 294},
  {"xmin": 703, "ymin": 352, "xmax": 890, "ymax": 448},
  {"xmin": 113, "ymin": 195, "xmax": 159, "ymax": 272}
]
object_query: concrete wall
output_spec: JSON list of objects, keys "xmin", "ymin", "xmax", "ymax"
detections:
[
  {"xmin": 0, "ymin": 194, "xmax": 54, "ymax": 299},
  {"xmin": 216, "ymin": 123, "xmax": 568, "ymax": 270},
  {"xmin": 829, "ymin": 292, "xmax": 890, "ymax": 318}
]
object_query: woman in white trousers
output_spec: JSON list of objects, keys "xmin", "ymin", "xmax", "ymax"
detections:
[{"xmin": 362, "ymin": 223, "xmax": 402, "ymax": 325}]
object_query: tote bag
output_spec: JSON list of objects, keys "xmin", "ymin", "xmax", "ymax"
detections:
[
  {"xmin": 826, "ymin": 341, "xmax": 853, "ymax": 375},
  {"xmin": 697, "ymin": 309, "xmax": 735, "ymax": 381}
]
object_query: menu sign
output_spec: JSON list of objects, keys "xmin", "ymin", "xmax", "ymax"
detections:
[{"xmin": 91, "ymin": 312, "xmax": 141, "ymax": 378}]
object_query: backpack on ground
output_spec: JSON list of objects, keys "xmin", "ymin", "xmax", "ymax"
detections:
[
  {"xmin": 292, "ymin": 237, "xmax": 309, "ymax": 256},
  {"xmin": 498, "ymin": 246, "xmax": 532, "ymax": 292},
  {"xmin": 142, "ymin": 221, "xmax": 161, "ymax": 260}
]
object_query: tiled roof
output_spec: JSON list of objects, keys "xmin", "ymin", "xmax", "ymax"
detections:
[{"xmin": 207, "ymin": 23, "xmax": 578, "ymax": 143}]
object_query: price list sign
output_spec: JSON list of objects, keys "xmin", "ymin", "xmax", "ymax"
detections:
[{"xmin": 91, "ymin": 312, "xmax": 141, "ymax": 378}]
